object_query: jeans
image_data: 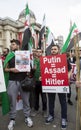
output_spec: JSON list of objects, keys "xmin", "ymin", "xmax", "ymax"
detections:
[
  {"xmin": 34, "ymin": 81, "xmax": 47, "ymax": 111},
  {"xmin": 67, "ymin": 85, "xmax": 71, "ymax": 99},
  {"xmin": 48, "ymin": 93, "xmax": 67, "ymax": 119}
]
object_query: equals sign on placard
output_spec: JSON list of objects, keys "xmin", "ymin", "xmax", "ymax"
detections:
[
  {"xmin": 52, "ymin": 73, "xmax": 56, "ymax": 78},
  {"xmin": 51, "ymin": 64, "xmax": 55, "ymax": 67}
]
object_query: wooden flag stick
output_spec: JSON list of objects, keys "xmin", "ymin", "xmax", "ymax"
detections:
[
  {"xmin": 43, "ymin": 34, "xmax": 46, "ymax": 56},
  {"xmin": 74, "ymin": 34, "xmax": 81, "ymax": 130}
]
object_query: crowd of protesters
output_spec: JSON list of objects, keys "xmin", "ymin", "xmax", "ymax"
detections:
[{"xmin": 0, "ymin": 39, "xmax": 80, "ymax": 130}]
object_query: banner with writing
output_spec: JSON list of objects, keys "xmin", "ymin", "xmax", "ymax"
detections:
[{"xmin": 40, "ymin": 54, "xmax": 69, "ymax": 93}]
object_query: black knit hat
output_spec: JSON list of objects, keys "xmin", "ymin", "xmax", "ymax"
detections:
[{"xmin": 10, "ymin": 39, "xmax": 20, "ymax": 45}]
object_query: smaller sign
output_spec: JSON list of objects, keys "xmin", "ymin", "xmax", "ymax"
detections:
[
  {"xmin": 70, "ymin": 63, "xmax": 77, "ymax": 83},
  {"xmin": 0, "ymin": 59, "xmax": 6, "ymax": 93},
  {"xmin": 15, "ymin": 51, "xmax": 30, "ymax": 72}
]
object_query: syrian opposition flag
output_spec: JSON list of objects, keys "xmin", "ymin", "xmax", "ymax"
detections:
[
  {"xmin": 61, "ymin": 23, "xmax": 78, "ymax": 53},
  {"xmin": 28, "ymin": 38, "xmax": 33, "ymax": 68},
  {"xmin": 38, "ymin": 14, "xmax": 46, "ymax": 49},
  {"xmin": 21, "ymin": 4, "xmax": 31, "ymax": 50},
  {"xmin": 31, "ymin": 24, "xmax": 38, "ymax": 48},
  {"xmin": 21, "ymin": 28, "xmax": 31, "ymax": 50},
  {"xmin": 22, "ymin": 4, "xmax": 33, "ymax": 67},
  {"xmin": 66, "ymin": 24, "xmax": 79, "ymax": 52},
  {"xmin": 1, "ymin": 52, "xmax": 15, "ymax": 115},
  {"xmin": 24, "ymin": 4, "xmax": 30, "ymax": 29},
  {"xmin": 46, "ymin": 28, "xmax": 55, "ymax": 49},
  {"xmin": 67, "ymin": 32, "xmax": 81, "ymax": 52}
]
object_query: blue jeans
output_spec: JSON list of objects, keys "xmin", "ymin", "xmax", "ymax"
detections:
[
  {"xmin": 34, "ymin": 81, "xmax": 47, "ymax": 111},
  {"xmin": 48, "ymin": 93, "xmax": 67, "ymax": 119}
]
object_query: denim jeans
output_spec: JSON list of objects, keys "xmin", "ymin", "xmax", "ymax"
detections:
[
  {"xmin": 48, "ymin": 93, "xmax": 67, "ymax": 119},
  {"xmin": 34, "ymin": 81, "xmax": 47, "ymax": 111}
]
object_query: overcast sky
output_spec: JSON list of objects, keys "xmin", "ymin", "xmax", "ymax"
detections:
[{"xmin": 0, "ymin": 0, "xmax": 81, "ymax": 41}]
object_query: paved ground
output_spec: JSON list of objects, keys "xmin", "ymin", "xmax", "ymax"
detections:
[{"xmin": 0, "ymin": 84, "xmax": 77, "ymax": 130}]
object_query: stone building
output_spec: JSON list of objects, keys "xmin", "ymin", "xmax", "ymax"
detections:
[
  {"xmin": 0, "ymin": 8, "xmax": 64, "ymax": 54},
  {"xmin": 0, "ymin": 9, "xmax": 41, "ymax": 53}
]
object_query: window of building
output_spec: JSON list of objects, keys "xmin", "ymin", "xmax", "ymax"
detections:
[
  {"xmin": 15, "ymin": 34, "xmax": 17, "ymax": 39},
  {"xmin": 0, "ymin": 32, "xmax": 2, "ymax": 38},
  {"xmin": 10, "ymin": 33, "xmax": 12, "ymax": 39}
]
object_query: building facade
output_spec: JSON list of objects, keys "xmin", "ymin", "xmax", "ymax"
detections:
[
  {"xmin": 0, "ymin": 9, "xmax": 41, "ymax": 53},
  {"xmin": 0, "ymin": 8, "xmax": 64, "ymax": 54}
]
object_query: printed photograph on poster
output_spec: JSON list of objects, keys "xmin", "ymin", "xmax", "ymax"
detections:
[
  {"xmin": 0, "ymin": 59, "xmax": 6, "ymax": 93},
  {"xmin": 15, "ymin": 50, "xmax": 30, "ymax": 72}
]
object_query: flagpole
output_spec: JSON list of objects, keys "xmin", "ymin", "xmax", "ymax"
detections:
[
  {"xmin": 43, "ymin": 33, "xmax": 46, "ymax": 56},
  {"xmin": 74, "ymin": 34, "xmax": 81, "ymax": 130}
]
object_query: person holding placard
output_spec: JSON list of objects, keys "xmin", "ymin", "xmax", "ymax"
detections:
[
  {"xmin": 45, "ymin": 45, "xmax": 71, "ymax": 130},
  {"xmin": 4, "ymin": 39, "xmax": 33, "ymax": 130}
]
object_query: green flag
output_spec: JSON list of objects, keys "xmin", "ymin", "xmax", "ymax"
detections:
[
  {"xmin": 61, "ymin": 23, "xmax": 77, "ymax": 53},
  {"xmin": 46, "ymin": 28, "xmax": 54, "ymax": 49},
  {"xmin": 39, "ymin": 14, "xmax": 46, "ymax": 49},
  {"xmin": 28, "ymin": 38, "xmax": 33, "ymax": 68},
  {"xmin": 24, "ymin": 4, "xmax": 30, "ymax": 29},
  {"xmin": 1, "ymin": 52, "xmax": 15, "ymax": 115}
]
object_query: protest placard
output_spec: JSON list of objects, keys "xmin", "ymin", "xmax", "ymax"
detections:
[
  {"xmin": 70, "ymin": 63, "xmax": 77, "ymax": 83},
  {"xmin": 0, "ymin": 59, "xmax": 6, "ymax": 92},
  {"xmin": 15, "ymin": 50, "xmax": 30, "ymax": 72},
  {"xmin": 40, "ymin": 54, "xmax": 69, "ymax": 93}
]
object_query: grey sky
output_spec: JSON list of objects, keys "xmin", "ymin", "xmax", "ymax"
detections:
[{"xmin": 0, "ymin": 0, "xmax": 81, "ymax": 41}]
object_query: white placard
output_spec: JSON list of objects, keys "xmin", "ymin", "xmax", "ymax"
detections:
[
  {"xmin": 0, "ymin": 59, "xmax": 6, "ymax": 92},
  {"xmin": 15, "ymin": 51, "xmax": 30, "ymax": 72}
]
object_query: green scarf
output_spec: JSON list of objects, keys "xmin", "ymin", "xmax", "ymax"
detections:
[{"xmin": 1, "ymin": 52, "xmax": 15, "ymax": 115}]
